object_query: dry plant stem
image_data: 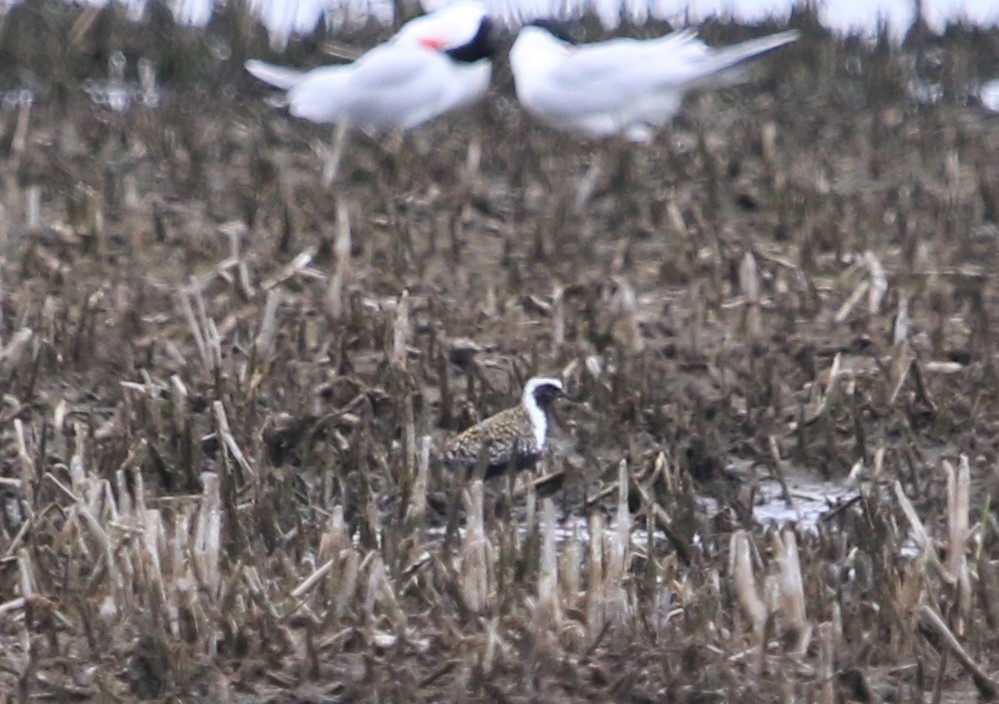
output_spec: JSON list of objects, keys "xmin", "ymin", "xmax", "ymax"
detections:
[
  {"xmin": 630, "ymin": 472, "xmax": 692, "ymax": 564},
  {"xmin": 179, "ymin": 288, "xmax": 211, "ymax": 372},
  {"xmin": 292, "ymin": 558, "xmax": 336, "ymax": 601},
  {"xmin": 254, "ymin": 289, "xmax": 281, "ymax": 358},
  {"xmin": 893, "ymin": 481, "xmax": 951, "ymax": 583},
  {"xmin": 321, "ymin": 120, "xmax": 351, "ymax": 187},
  {"xmin": 768, "ymin": 435, "xmax": 795, "ymax": 510},
  {"xmin": 804, "ymin": 353, "xmax": 841, "ymax": 424},
  {"xmin": 761, "ymin": 121, "xmax": 777, "ymax": 167},
  {"xmin": 893, "ymin": 297, "xmax": 909, "ymax": 345},
  {"xmin": 888, "ymin": 344, "xmax": 914, "ymax": 406},
  {"xmin": 13, "ymin": 420, "xmax": 33, "ymax": 506},
  {"xmin": 2, "ymin": 510, "xmax": 31, "ymax": 560},
  {"xmin": 834, "ymin": 281, "xmax": 869, "ymax": 323},
  {"xmin": 17, "ymin": 548, "xmax": 35, "ymax": 598},
  {"xmin": 335, "ymin": 546, "xmax": 360, "ymax": 619},
  {"xmin": 865, "ymin": 251, "xmax": 887, "ymax": 314},
  {"xmin": 460, "ymin": 481, "xmax": 490, "ymax": 613},
  {"xmin": 739, "ymin": 250, "xmax": 762, "ymax": 337},
  {"xmin": 817, "ymin": 622, "xmax": 834, "ymax": 704},
  {"xmin": 0, "ymin": 329, "xmax": 33, "ymax": 370},
  {"xmin": 602, "ymin": 460, "xmax": 631, "ymax": 625},
  {"xmin": 537, "ymin": 498, "xmax": 560, "ymax": 629},
  {"xmin": 141, "ymin": 508, "xmax": 166, "ymax": 606},
  {"xmin": 0, "ymin": 598, "xmax": 26, "ymax": 616},
  {"xmin": 194, "ymin": 285, "xmax": 222, "ymax": 370},
  {"xmin": 561, "ymin": 528, "xmax": 582, "ymax": 614},
  {"xmin": 944, "ymin": 456, "xmax": 971, "ymax": 622},
  {"xmin": 731, "ymin": 530, "xmax": 767, "ymax": 647},
  {"xmin": 68, "ymin": 6, "xmax": 99, "ymax": 44},
  {"xmin": 193, "ymin": 472, "xmax": 222, "ymax": 594},
  {"xmin": 551, "ymin": 284, "xmax": 565, "ymax": 356},
  {"xmin": 774, "ymin": 530, "xmax": 810, "ymax": 656},
  {"xmin": 12, "ymin": 93, "xmax": 32, "ymax": 155},
  {"xmin": 261, "ymin": 247, "xmax": 319, "ymax": 289},
  {"xmin": 586, "ymin": 512, "xmax": 605, "ymax": 641},
  {"xmin": 318, "ymin": 505, "xmax": 347, "ymax": 565},
  {"xmin": 393, "ymin": 290, "xmax": 410, "ymax": 367},
  {"xmin": 919, "ymin": 604, "xmax": 999, "ymax": 700},
  {"xmin": 612, "ymin": 277, "xmax": 643, "ymax": 353},
  {"xmin": 464, "ymin": 133, "xmax": 481, "ymax": 180},
  {"xmin": 404, "ymin": 435, "xmax": 430, "ymax": 527},
  {"xmin": 327, "ymin": 197, "xmax": 352, "ymax": 318},
  {"xmin": 573, "ymin": 153, "xmax": 606, "ymax": 214},
  {"xmin": 213, "ymin": 402, "xmax": 256, "ymax": 479}
]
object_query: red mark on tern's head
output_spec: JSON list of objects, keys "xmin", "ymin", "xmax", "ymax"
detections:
[{"xmin": 419, "ymin": 36, "xmax": 448, "ymax": 50}]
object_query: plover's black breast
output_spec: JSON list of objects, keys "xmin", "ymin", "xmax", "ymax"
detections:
[{"xmin": 442, "ymin": 406, "xmax": 539, "ymax": 478}]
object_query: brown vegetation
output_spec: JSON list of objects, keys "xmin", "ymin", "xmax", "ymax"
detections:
[{"xmin": 2, "ymin": 1, "xmax": 999, "ymax": 701}]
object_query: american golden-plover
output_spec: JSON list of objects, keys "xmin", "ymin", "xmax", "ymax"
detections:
[{"xmin": 442, "ymin": 377, "xmax": 567, "ymax": 479}]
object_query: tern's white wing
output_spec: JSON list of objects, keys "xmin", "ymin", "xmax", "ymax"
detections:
[
  {"xmin": 512, "ymin": 26, "xmax": 797, "ymax": 139},
  {"xmin": 247, "ymin": 0, "xmax": 493, "ymax": 131},
  {"xmin": 344, "ymin": 44, "xmax": 491, "ymax": 129},
  {"xmin": 511, "ymin": 30, "xmax": 683, "ymax": 137},
  {"xmin": 287, "ymin": 43, "xmax": 490, "ymax": 130},
  {"xmin": 281, "ymin": 65, "xmax": 355, "ymax": 123},
  {"xmin": 549, "ymin": 29, "xmax": 797, "ymax": 98}
]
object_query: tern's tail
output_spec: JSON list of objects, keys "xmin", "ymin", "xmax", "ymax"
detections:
[
  {"xmin": 707, "ymin": 30, "xmax": 799, "ymax": 73},
  {"xmin": 245, "ymin": 59, "xmax": 305, "ymax": 90}
]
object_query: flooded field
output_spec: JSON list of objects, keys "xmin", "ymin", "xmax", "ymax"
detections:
[{"xmin": 2, "ymin": 2, "xmax": 999, "ymax": 701}]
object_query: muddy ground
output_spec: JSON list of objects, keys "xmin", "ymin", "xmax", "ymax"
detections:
[{"xmin": 2, "ymin": 1, "xmax": 999, "ymax": 702}]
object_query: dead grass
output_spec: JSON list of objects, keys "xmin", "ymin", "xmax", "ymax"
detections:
[{"xmin": 2, "ymin": 2, "xmax": 999, "ymax": 702}]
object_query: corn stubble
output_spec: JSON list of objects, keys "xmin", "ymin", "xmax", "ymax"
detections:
[{"xmin": 3, "ymin": 3, "xmax": 999, "ymax": 702}]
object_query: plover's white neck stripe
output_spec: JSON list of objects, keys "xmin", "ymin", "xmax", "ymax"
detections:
[
  {"xmin": 521, "ymin": 377, "xmax": 562, "ymax": 451},
  {"xmin": 523, "ymin": 393, "xmax": 547, "ymax": 451}
]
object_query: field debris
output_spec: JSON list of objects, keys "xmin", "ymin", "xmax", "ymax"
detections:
[{"xmin": 2, "ymin": 2, "xmax": 999, "ymax": 701}]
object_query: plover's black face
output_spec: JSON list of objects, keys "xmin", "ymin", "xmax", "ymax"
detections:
[
  {"xmin": 531, "ymin": 381, "xmax": 565, "ymax": 410},
  {"xmin": 526, "ymin": 18, "xmax": 578, "ymax": 45},
  {"xmin": 446, "ymin": 16, "xmax": 500, "ymax": 63}
]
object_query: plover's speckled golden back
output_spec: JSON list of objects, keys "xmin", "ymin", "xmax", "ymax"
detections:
[{"xmin": 442, "ymin": 377, "xmax": 566, "ymax": 479}]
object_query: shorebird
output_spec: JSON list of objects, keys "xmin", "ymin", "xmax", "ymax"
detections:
[
  {"xmin": 245, "ymin": 1, "xmax": 499, "ymax": 183},
  {"xmin": 442, "ymin": 377, "xmax": 567, "ymax": 479},
  {"xmin": 509, "ymin": 20, "xmax": 799, "ymax": 208}
]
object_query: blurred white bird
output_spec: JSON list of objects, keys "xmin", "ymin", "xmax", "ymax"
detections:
[
  {"xmin": 510, "ymin": 20, "xmax": 799, "ymax": 142},
  {"xmin": 509, "ymin": 20, "xmax": 797, "ymax": 210},
  {"xmin": 245, "ymin": 1, "xmax": 498, "ymax": 183}
]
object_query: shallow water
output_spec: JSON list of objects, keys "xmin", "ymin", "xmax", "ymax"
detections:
[{"xmin": 745, "ymin": 470, "xmax": 858, "ymax": 528}]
